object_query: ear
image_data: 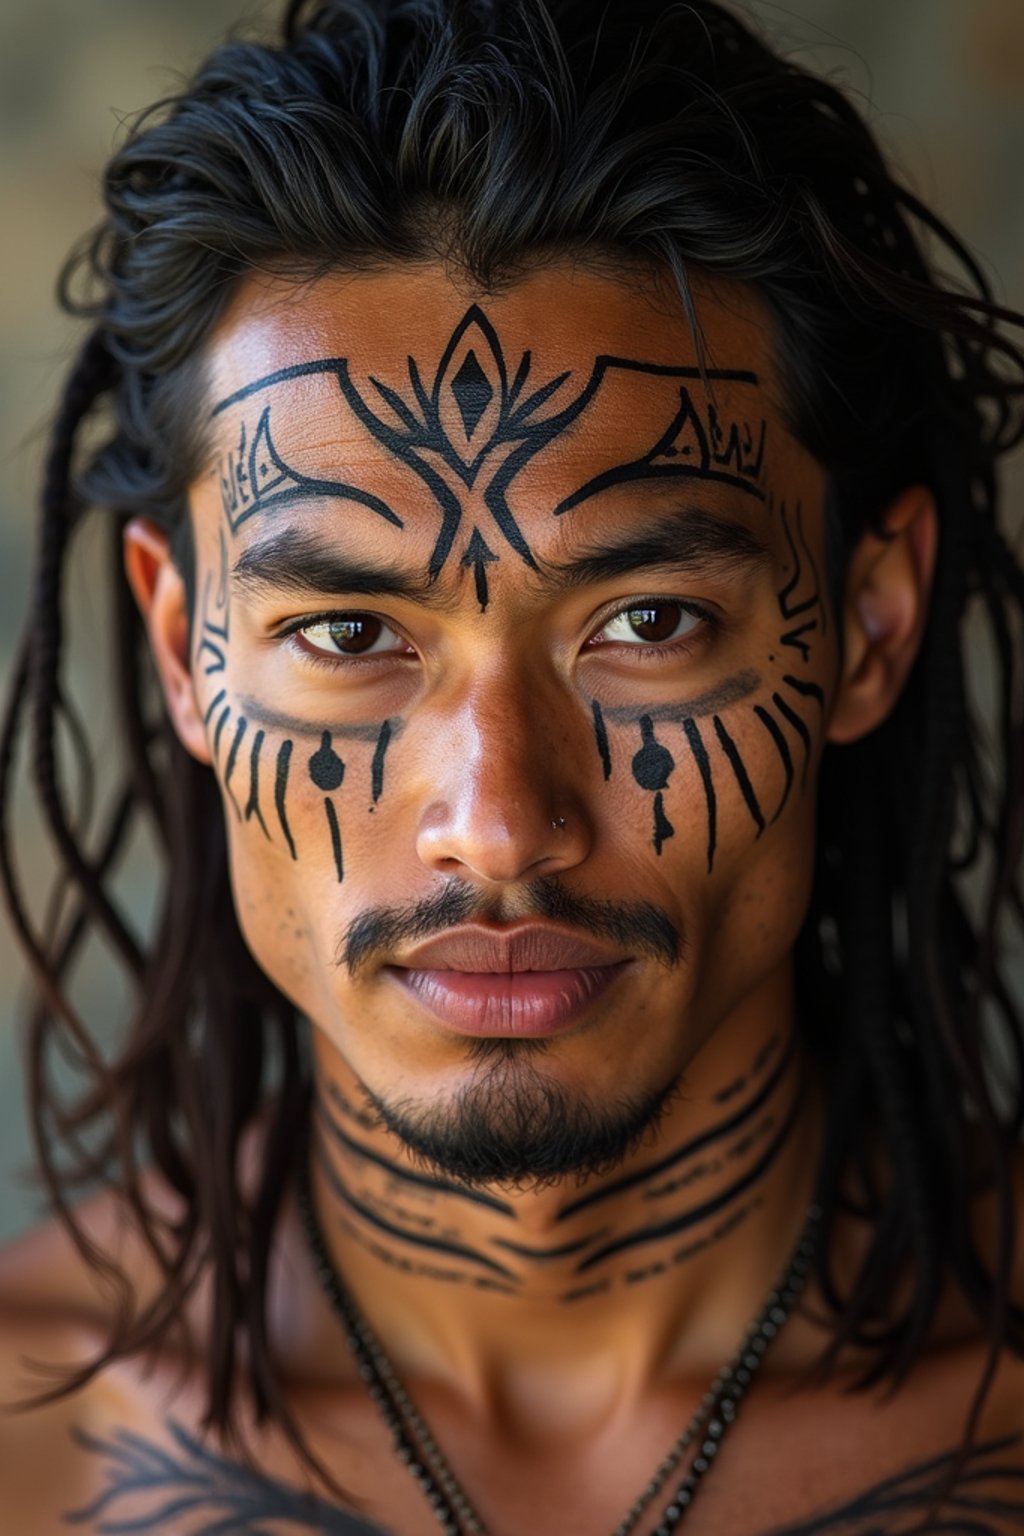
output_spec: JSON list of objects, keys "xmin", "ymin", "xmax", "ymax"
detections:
[
  {"xmin": 123, "ymin": 517, "xmax": 212, "ymax": 764},
  {"xmin": 827, "ymin": 485, "xmax": 938, "ymax": 745}
]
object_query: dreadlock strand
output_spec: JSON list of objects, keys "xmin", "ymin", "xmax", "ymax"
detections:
[
  {"xmin": 29, "ymin": 331, "xmax": 143, "ymax": 978},
  {"xmin": 111, "ymin": 515, "xmax": 169, "ymax": 848}
]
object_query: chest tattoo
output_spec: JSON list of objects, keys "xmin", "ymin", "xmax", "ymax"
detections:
[{"xmin": 65, "ymin": 1421, "xmax": 1024, "ymax": 1534}]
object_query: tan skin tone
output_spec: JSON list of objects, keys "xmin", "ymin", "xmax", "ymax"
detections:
[{"xmin": 0, "ymin": 262, "xmax": 1021, "ymax": 1535}]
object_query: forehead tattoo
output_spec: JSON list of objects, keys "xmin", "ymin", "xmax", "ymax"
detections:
[{"xmin": 210, "ymin": 303, "xmax": 769, "ymax": 604}]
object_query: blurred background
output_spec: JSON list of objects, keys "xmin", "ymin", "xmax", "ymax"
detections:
[{"xmin": 1, "ymin": 0, "xmax": 1023, "ymax": 1243}]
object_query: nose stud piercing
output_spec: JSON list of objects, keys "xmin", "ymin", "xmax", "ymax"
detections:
[{"xmin": 552, "ymin": 817, "xmax": 566, "ymax": 830}]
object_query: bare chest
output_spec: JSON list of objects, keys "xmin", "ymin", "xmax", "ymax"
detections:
[{"xmin": 44, "ymin": 1345, "xmax": 1024, "ymax": 1536}]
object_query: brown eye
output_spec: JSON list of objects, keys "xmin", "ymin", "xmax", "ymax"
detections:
[
  {"xmin": 599, "ymin": 601, "xmax": 702, "ymax": 647},
  {"xmin": 328, "ymin": 616, "xmax": 383, "ymax": 653},
  {"xmin": 298, "ymin": 614, "xmax": 405, "ymax": 657}
]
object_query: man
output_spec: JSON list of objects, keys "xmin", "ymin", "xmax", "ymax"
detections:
[{"xmin": 0, "ymin": 0, "xmax": 1022, "ymax": 1531}]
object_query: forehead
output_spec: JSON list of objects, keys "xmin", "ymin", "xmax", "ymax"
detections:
[
  {"xmin": 196, "ymin": 262, "xmax": 808, "ymax": 564},
  {"xmin": 207, "ymin": 258, "xmax": 783, "ymax": 379}
]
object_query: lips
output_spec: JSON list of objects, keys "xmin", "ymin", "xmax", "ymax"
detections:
[
  {"xmin": 384, "ymin": 923, "xmax": 632, "ymax": 1038},
  {"xmin": 396, "ymin": 924, "xmax": 628, "ymax": 973}
]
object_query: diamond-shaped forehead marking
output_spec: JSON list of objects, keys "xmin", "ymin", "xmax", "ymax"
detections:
[{"xmin": 451, "ymin": 349, "xmax": 494, "ymax": 437}]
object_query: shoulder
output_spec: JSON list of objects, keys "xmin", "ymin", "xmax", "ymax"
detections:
[
  {"xmin": 0, "ymin": 1310, "xmax": 124, "ymax": 1533},
  {"xmin": 0, "ymin": 1174, "xmax": 182, "ymax": 1324},
  {"xmin": 0, "ymin": 1185, "xmax": 179, "ymax": 1532},
  {"xmin": 0, "ymin": 1283, "xmax": 381, "ymax": 1536}
]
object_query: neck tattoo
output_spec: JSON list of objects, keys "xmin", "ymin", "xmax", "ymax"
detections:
[{"xmin": 296, "ymin": 1125, "xmax": 821, "ymax": 1536}]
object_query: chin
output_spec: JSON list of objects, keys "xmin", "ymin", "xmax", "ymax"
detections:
[{"xmin": 357, "ymin": 1045, "xmax": 682, "ymax": 1189}]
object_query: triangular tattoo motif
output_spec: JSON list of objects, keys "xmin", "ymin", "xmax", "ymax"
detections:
[{"xmin": 219, "ymin": 403, "xmax": 402, "ymax": 536}]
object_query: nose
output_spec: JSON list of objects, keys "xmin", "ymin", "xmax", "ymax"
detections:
[{"xmin": 415, "ymin": 681, "xmax": 593, "ymax": 885}]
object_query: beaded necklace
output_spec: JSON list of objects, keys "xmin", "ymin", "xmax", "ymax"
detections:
[{"xmin": 296, "ymin": 1144, "xmax": 819, "ymax": 1536}]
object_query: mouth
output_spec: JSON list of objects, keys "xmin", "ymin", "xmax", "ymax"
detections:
[{"xmin": 383, "ymin": 923, "xmax": 633, "ymax": 1038}]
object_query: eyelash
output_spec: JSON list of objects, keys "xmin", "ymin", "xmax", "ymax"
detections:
[
  {"xmin": 275, "ymin": 597, "xmax": 720, "ymax": 668},
  {"xmin": 275, "ymin": 612, "xmax": 413, "ymax": 671},
  {"xmin": 588, "ymin": 596, "xmax": 719, "ymax": 663}
]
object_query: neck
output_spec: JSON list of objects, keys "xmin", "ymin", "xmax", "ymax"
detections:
[{"xmin": 306, "ymin": 978, "xmax": 821, "ymax": 1415}]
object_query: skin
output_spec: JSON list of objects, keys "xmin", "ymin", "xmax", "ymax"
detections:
[{"xmin": 0, "ymin": 260, "xmax": 1021, "ymax": 1535}]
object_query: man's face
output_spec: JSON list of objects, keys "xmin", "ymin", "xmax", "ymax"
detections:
[{"xmin": 185, "ymin": 262, "xmax": 833, "ymax": 1179}]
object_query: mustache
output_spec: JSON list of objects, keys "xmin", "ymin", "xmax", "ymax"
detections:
[{"xmin": 338, "ymin": 877, "xmax": 682, "ymax": 979}]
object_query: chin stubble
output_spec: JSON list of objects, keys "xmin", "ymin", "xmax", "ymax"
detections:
[{"xmin": 358, "ymin": 1042, "xmax": 683, "ymax": 1190}]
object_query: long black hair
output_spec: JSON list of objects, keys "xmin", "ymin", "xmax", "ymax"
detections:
[{"xmin": 2, "ymin": 0, "xmax": 1022, "ymax": 1503}]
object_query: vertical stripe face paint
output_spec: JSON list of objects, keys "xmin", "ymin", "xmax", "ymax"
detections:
[
  {"xmin": 599, "ymin": 489, "xmax": 827, "ymax": 875},
  {"xmin": 223, "ymin": 717, "xmax": 248, "ymax": 818},
  {"xmin": 712, "ymin": 715, "xmax": 765, "ymax": 837},
  {"xmin": 632, "ymin": 716, "xmax": 676, "ymax": 854},
  {"xmin": 309, "ymin": 734, "xmax": 346, "ymax": 881},
  {"xmin": 681, "ymin": 717, "xmax": 717, "ymax": 873},
  {"xmin": 308, "ymin": 733, "xmax": 345, "ymax": 793},
  {"xmin": 591, "ymin": 699, "xmax": 612, "ymax": 781},
  {"xmin": 324, "ymin": 800, "xmax": 344, "ymax": 882},
  {"xmin": 245, "ymin": 729, "xmax": 270, "ymax": 838},
  {"xmin": 753, "ymin": 705, "xmax": 794, "ymax": 823},
  {"xmin": 274, "ymin": 741, "xmax": 297, "ymax": 859},
  {"xmin": 371, "ymin": 721, "xmax": 392, "ymax": 804}
]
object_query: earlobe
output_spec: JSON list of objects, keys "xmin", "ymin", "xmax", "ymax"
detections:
[
  {"xmin": 827, "ymin": 486, "xmax": 938, "ymax": 746},
  {"xmin": 123, "ymin": 517, "xmax": 212, "ymax": 765}
]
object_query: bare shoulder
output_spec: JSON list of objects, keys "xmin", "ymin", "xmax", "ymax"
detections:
[
  {"xmin": 0, "ymin": 1304, "xmax": 384, "ymax": 1536},
  {"xmin": 0, "ymin": 1308, "xmax": 141, "ymax": 1534},
  {"xmin": 0, "ymin": 1185, "xmax": 190, "ymax": 1535},
  {"xmin": 0, "ymin": 1173, "xmax": 183, "ymax": 1323}
]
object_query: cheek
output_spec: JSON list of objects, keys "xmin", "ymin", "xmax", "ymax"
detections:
[
  {"xmin": 604, "ymin": 679, "xmax": 824, "ymax": 1007},
  {"xmin": 209, "ymin": 711, "xmax": 395, "ymax": 1020},
  {"xmin": 608, "ymin": 689, "xmax": 821, "ymax": 875},
  {"xmin": 699, "ymin": 754, "xmax": 819, "ymax": 981}
]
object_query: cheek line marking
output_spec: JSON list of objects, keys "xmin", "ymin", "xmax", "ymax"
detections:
[
  {"xmin": 274, "ymin": 740, "xmax": 298, "ymax": 859},
  {"xmin": 712, "ymin": 714, "xmax": 765, "ymax": 837},
  {"xmin": 591, "ymin": 697, "xmax": 612, "ymax": 780},
  {"xmin": 772, "ymin": 692, "xmax": 812, "ymax": 789},
  {"xmin": 244, "ymin": 728, "xmax": 271, "ymax": 839},
  {"xmin": 371, "ymin": 720, "xmax": 393, "ymax": 803},
  {"xmin": 652, "ymin": 792, "xmax": 674, "ymax": 854},
  {"xmin": 324, "ymin": 799, "xmax": 344, "ymax": 882},
  {"xmin": 681, "ymin": 716, "xmax": 717, "ymax": 874},
  {"xmin": 223, "ymin": 717, "xmax": 248, "ymax": 818},
  {"xmin": 600, "ymin": 668, "xmax": 761, "ymax": 725},
  {"xmin": 753, "ymin": 704, "xmax": 794, "ymax": 823},
  {"xmin": 236, "ymin": 694, "xmax": 402, "ymax": 744},
  {"xmin": 203, "ymin": 687, "xmax": 227, "ymax": 726}
]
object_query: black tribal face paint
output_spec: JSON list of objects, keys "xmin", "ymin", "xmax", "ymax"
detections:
[{"xmin": 199, "ymin": 302, "xmax": 826, "ymax": 892}]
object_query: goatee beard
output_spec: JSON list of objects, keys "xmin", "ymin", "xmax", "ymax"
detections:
[{"xmin": 359, "ymin": 1039, "xmax": 681, "ymax": 1191}]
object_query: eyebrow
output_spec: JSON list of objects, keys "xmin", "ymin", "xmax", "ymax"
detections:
[
  {"xmin": 232, "ymin": 528, "xmax": 446, "ymax": 605},
  {"xmin": 543, "ymin": 507, "xmax": 771, "ymax": 587},
  {"xmin": 230, "ymin": 505, "xmax": 771, "ymax": 604}
]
